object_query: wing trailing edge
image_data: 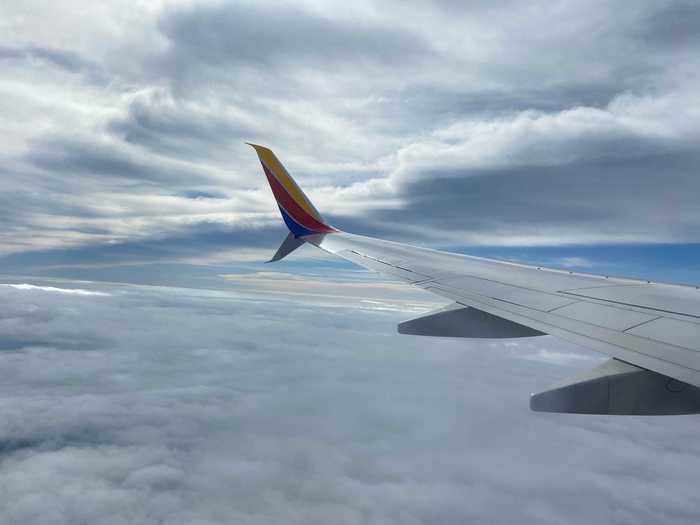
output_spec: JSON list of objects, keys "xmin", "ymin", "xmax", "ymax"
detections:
[{"xmin": 399, "ymin": 303, "xmax": 545, "ymax": 338}]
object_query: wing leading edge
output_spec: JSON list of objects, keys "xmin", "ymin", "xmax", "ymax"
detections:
[{"xmin": 250, "ymin": 144, "xmax": 700, "ymax": 415}]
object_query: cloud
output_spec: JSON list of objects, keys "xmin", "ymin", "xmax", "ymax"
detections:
[
  {"xmin": 0, "ymin": 280, "xmax": 699, "ymax": 524},
  {"xmin": 1, "ymin": 0, "xmax": 700, "ymax": 260},
  {"xmin": 221, "ymin": 271, "xmax": 441, "ymax": 311},
  {"xmin": 388, "ymin": 100, "xmax": 686, "ymax": 183},
  {"xmin": 157, "ymin": 3, "xmax": 430, "ymax": 71},
  {"xmin": 109, "ymin": 89, "xmax": 260, "ymax": 161},
  {"xmin": 0, "ymin": 222, "xmax": 286, "ymax": 272},
  {"xmin": 640, "ymin": 1, "xmax": 700, "ymax": 46},
  {"xmin": 26, "ymin": 135, "xmax": 214, "ymax": 185},
  {"xmin": 0, "ymin": 45, "xmax": 96, "ymax": 76},
  {"xmin": 554, "ymin": 257, "xmax": 595, "ymax": 269},
  {"xmin": 0, "ymin": 283, "xmax": 111, "ymax": 296},
  {"xmin": 523, "ymin": 348, "xmax": 602, "ymax": 365}
]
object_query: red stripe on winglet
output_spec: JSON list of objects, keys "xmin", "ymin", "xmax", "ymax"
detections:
[{"xmin": 263, "ymin": 166, "xmax": 335, "ymax": 233}]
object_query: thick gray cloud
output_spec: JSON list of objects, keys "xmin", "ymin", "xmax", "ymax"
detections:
[
  {"xmin": 339, "ymin": 150, "xmax": 700, "ymax": 246},
  {"xmin": 109, "ymin": 92, "xmax": 256, "ymax": 161},
  {"xmin": 640, "ymin": 1, "xmax": 700, "ymax": 46},
  {"xmin": 1, "ymin": 0, "xmax": 699, "ymax": 264},
  {"xmin": 158, "ymin": 3, "xmax": 430, "ymax": 69},
  {"xmin": 0, "ymin": 279, "xmax": 698, "ymax": 524},
  {"xmin": 27, "ymin": 136, "xmax": 213, "ymax": 185}
]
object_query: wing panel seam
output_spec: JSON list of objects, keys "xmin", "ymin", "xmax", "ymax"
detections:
[
  {"xmin": 562, "ymin": 291, "xmax": 700, "ymax": 319},
  {"xmin": 622, "ymin": 316, "xmax": 663, "ymax": 333}
]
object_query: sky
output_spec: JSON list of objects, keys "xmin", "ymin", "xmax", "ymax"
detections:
[
  {"xmin": 1, "ymin": 0, "xmax": 700, "ymax": 282},
  {"xmin": 1, "ymin": 1, "xmax": 700, "ymax": 523}
]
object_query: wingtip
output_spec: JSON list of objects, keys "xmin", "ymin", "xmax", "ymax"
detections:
[{"xmin": 245, "ymin": 142, "xmax": 269, "ymax": 154}]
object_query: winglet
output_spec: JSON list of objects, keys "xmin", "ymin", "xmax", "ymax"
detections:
[
  {"xmin": 267, "ymin": 232, "xmax": 305, "ymax": 263},
  {"xmin": 248, "ymin": 143, "xmax": 336, "ymax": 237}
]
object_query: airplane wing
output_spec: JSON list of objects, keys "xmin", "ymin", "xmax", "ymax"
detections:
[{"xmin": 249, "ymin": 144, "xmax": 700, "ymax": 415}]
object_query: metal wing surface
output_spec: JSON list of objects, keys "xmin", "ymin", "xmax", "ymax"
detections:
[
  {"xmin": 308, "ymin": 232, "xmax": 700, "ymax": 386},
  {"xmin": 250, "ymin": 144, "xmax": 700, "ymax": 415}
]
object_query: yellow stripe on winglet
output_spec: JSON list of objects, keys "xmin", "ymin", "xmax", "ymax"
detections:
[{"xmin": 247, "ymin": 144, "xmax": 323, "ymax": 222}]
